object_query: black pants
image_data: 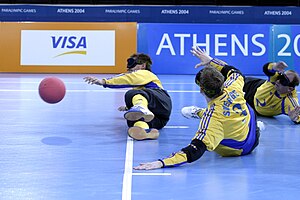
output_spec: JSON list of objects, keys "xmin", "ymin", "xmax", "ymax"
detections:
[
  {"xmin": 124, "ymin": 88, "xmax": 172, "ymax": 129},
  {"xmin": 249, "ymin": 111, "xmax": 261, "ymax": 155},
  {"xmin": 243, "ymin": 77, "xmax": 266, "ymax": 114}
]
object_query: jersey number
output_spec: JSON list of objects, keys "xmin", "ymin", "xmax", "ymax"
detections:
[
  {"xmin": 256, "ymin": 98, "xmax": 266, "ymax": 107},
  {"xmin": 233, "ymin": 104, "xmax": 247, "ymax": 116}
]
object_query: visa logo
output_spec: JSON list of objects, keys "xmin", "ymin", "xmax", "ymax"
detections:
[{"xmin": 51, "ymin": 36, "xmax": 87, "ymax": 49}]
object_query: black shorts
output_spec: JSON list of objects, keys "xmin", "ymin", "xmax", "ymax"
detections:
[
  {"xmin": 124, "ymin": 88, "xmax": 172, "ymax": 129},
  {"xmin": 243, "ymin": 77, "xmax": 266, "ymax": 113}
]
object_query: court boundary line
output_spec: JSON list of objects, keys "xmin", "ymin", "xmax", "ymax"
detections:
[
  {"xmin": 132, "ymin": 173, "xmax": 171, "ymax": 176},
  {"xmin": 122, "ymin": 136, "xmax": 133, "ymax": 200},
  {"xmin": 1, "ymin": 89, "xmax": 300, "ymax": 94}
]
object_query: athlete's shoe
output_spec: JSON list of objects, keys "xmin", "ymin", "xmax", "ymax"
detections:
[
  {"xmin": 257, "ymin": 121, "xmax": 265, "ymax": 131},
  {"xmin": 124, "ymin": 105, "xmax": 154, "ymax": 122},
  {"xmin": 181, "ymin": 106, "xmax": 204, "ymax": 119},
  {"xmin": 127, "ymin": 126, "xmax": 159, "ymax": 140}
]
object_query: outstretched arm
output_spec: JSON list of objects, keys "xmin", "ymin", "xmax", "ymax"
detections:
[
  {"xmin": 134, "ymin": 139, "xmax": 207, "ymax": 170},
  {"xmin": 288, "ymin": 105, "xmax": 300, "ymax": 124},
  {"xmin": 190, "ymin": 46, "xmax": 213, "ymax": 68},
  {"xmin": 191, "ymin": 46, "xmax": 242, "ymax": 79},
  {"xmin": 83, "ymin": 76, "xmax": 106, "ymax": 86},
  {"xmin": 134, "ymin": 161, "xmax": 163, "ymax": 170},
  {"xmin": 263, "ymin": 61, "xmax": 288, "ymax": 77},
  {"xmin": 272, "ymin": 61, "xmax": 288, "ymax": 73}
]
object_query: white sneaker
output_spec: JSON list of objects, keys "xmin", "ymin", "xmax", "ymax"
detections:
[
  {"xmin": 257, "ymin": 121, "xmax": 265, "ymax": 131},
  {"xmin": 181, "ymin": 106, "xmax": 203, "ymax": 119},
  {"xmin": 124, "ymin": 105, "xmax": 154, "ymax": 122}
]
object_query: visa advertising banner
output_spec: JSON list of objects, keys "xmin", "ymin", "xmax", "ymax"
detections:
[
  {"xmin": 138, "ymin": 23, "xmax": 300, "ymax": 75},
  {"xmin": 0, "ymin": 22, "xmax": 136, "ymax": 73},
  {"xmin": 21, "ymin": 30, "xmax": 115, "ymax": 66}
]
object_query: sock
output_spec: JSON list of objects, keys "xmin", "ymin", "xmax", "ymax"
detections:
[
  {"xmin": 134, "ymin": 121, "xmax": 149, "ymax": 129},
  {"xmin": 132, "ymin": 94, "xmax": 148, "ymax": 108}
]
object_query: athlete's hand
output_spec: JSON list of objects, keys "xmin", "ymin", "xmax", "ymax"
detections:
[
  {"xmin": 133, "ymin": 161, "xmax": 163, "ymax": 170},
  {"xmin": 273, "ymin": 61, "xmax": 288, "ymax": 73},
  {"xmin": 118, "ymin": 106, "xmax": 128, "ymax": 111},
  {"xmin": 83, "ymin": 77, "xmax": 105, "ymax": 85},
  {"xmin": 190, "ymin": 46, "xmax": 213, "ymax": 68},
  {"xmin": 288, "ymin": 105, "xmax": 300, "ymax": 122}
]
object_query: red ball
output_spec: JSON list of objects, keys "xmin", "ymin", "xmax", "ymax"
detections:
[{"xmin": 39, "ymin": 77, "xmax": 66, "ymax": 104}]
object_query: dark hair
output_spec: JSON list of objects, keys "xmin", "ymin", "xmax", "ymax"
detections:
[
  {"xmin": 195, "ymin": 67, "xmax": 224, "ymax": 98},
  {"xmin": 127, "ymin": 53, "xmax": 152, "ymax": 71},
  {"xmin": 285, "ymin": 70, "xmax": 300, "ymax": 87}
]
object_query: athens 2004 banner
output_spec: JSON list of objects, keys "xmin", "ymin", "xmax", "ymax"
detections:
[
  {"xmin": 0, "ymin": 22, "xmax": 136, "ymax": 73},
  {"xmin": 138, "ymin": 23, "xmax": 300, "ymax": 75}
]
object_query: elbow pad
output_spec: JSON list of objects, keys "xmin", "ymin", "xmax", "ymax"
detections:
[
  {"xmin": 181, "ymin": 139, "xmax": 207, "ymax": 163},
  {"xmin": 221, "ymin": 65, "xmax": 244, "ymax": 79}
]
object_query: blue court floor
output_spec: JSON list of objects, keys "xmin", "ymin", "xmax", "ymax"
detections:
[{"xmin": 0, "ymin": 73, "xmax": 300, "ymax": 200}]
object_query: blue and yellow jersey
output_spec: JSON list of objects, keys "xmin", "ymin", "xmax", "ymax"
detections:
[
  {"xmin": 254, "ymin": 63, "xmax": 300, "ymax": 123},
  {"xmin": 103, "ymin": 70, "xmax": 163, "ymax": 90},
  {"xmin": 160, "ymin": 59, "xmax": 258, "ymax": 167}
]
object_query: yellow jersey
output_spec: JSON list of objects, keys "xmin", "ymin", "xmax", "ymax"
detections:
[
  {"xmin": 160, "ymin": 59, "xmax": 258, "ymax": 167},
  {"xmin": 254, "ymin": 63, "xmax": 300, "ymax": 123},
  {"xmin": 103, "ymin": 70, "xmax": 163, "ymax": 90}
]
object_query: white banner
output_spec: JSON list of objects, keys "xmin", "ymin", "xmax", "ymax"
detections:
[{"xmin": 21, "ymin": 30, "xmax": 115, "ymax": 66}]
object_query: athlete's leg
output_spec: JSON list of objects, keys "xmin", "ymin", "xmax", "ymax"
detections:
[
  {"xmin": 124, "ymin": 90, "xmax": 154, "ymax": 122},
  {"xmin": 243, "ymin": 77, "xmax": 265, "ymax": 112}
]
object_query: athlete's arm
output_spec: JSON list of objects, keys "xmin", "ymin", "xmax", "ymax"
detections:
[
  {"xmin": 162, "ymin": 139, "xmax": 207, "ymax": 167},
  {"xmin": 209, "ymin": 59, "xmax": 243, "ymax": 78},
  {"xmin": 134, "ymin": 139, "xmax": 207, "ymax": 170},
  {"xmin": 83, "ymin": 76, "xmax": 106, "ymax": 85},
  {"xmin": 263, "ymin": 62, "xmax": 276, "ymax": 77},
  {"xmin": 263, "ymin": 61, "xmax": 288, "ymax": 76},
  {"xmin": 287, "ymin": 104, "xmax": 300, "ymax": 124},
  {"xmin": 103, "ymin": 70, "xmax": 161, "ymax": 89},
  {"xmin": 190, "ymin": 46, "xmax": 244, "ymax": 79}
]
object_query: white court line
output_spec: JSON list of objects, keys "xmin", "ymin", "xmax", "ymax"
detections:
[
  {"xmin": 122, "ymin": 136, "xmax": 134, "ymax": 200},
  {"xmin": 0, "ymin": 81, "xmax": 195, "ymax": 85},
  {"xmin": 165, "ymin": 125, "xmax": 189, "ymax": 128},
  {"xmin": 0, "ymin": 89, "xmax": 39, "ymax": 92},
  {"xmin": 0, "ymin": 88, "xmax": 199, "ymax": 92},
  {"xmin": 1, "ymin": 89, "xmax": 300, "ymax": 94},
  {"xmin": 0, "ymin": 99, "xmax": 33, "ymax": 101},
  {"xmin": 0, "ymin": 89, "xmax": 198, "ymax": 93},
  {"xmin": 122, "ymin": 126, "xmax": 185, "ymax": 199},
  {"xmin": 132, "ymin": 172, "xmax": 171, "ymax": 176}
]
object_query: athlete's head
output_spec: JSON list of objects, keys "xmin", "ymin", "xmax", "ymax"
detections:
[
  {"xmin": 195, "ymin": 67, "xmax": 225, "ymax": 99},
  {"xmin": 127, "ymin": 53, "xmax": 152, "ymax": 72},
  {"xmin": 275, "ymin": 70, "xmax": 299, "ymax": 94}
]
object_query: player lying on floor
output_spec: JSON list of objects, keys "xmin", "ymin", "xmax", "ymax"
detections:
[
  {"xmin": 134, "ymin": 47, "xmax": 262, "ymax": 170},
  {"xmin": 84, "ymin": 53, "xmax": 172, "ymax": 141},
  {"xmin": 182, "ymin": 61, "xmax": 300, "ymax": 124}
]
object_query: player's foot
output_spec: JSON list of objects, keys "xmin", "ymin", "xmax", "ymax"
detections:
[
  {"xmin": 257, "ymin": 121, "xmax": 265, "ymax": 131},
  {"xmin": 124, "ymin": 105, "xmax": 154, "ymax": 122},
  {"xmin": 181, "ymin": 106, "xmax": 204, "ymax": 119},
  {"xmin": 127, "ymin": 126, "xmax": 159, "ymax": 140}
]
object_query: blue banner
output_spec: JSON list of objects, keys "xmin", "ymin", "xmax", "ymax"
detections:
[
  {"xmin": 138, "ymin": 23, "xmax": 271, "ymax": 75},
  {"xmin": 1, "ymin": 5, "xmax": 300, "ymax": 24},
  {"xmin": 272, "ymin": 25, "xmax": 300, "ymax": 73}
]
